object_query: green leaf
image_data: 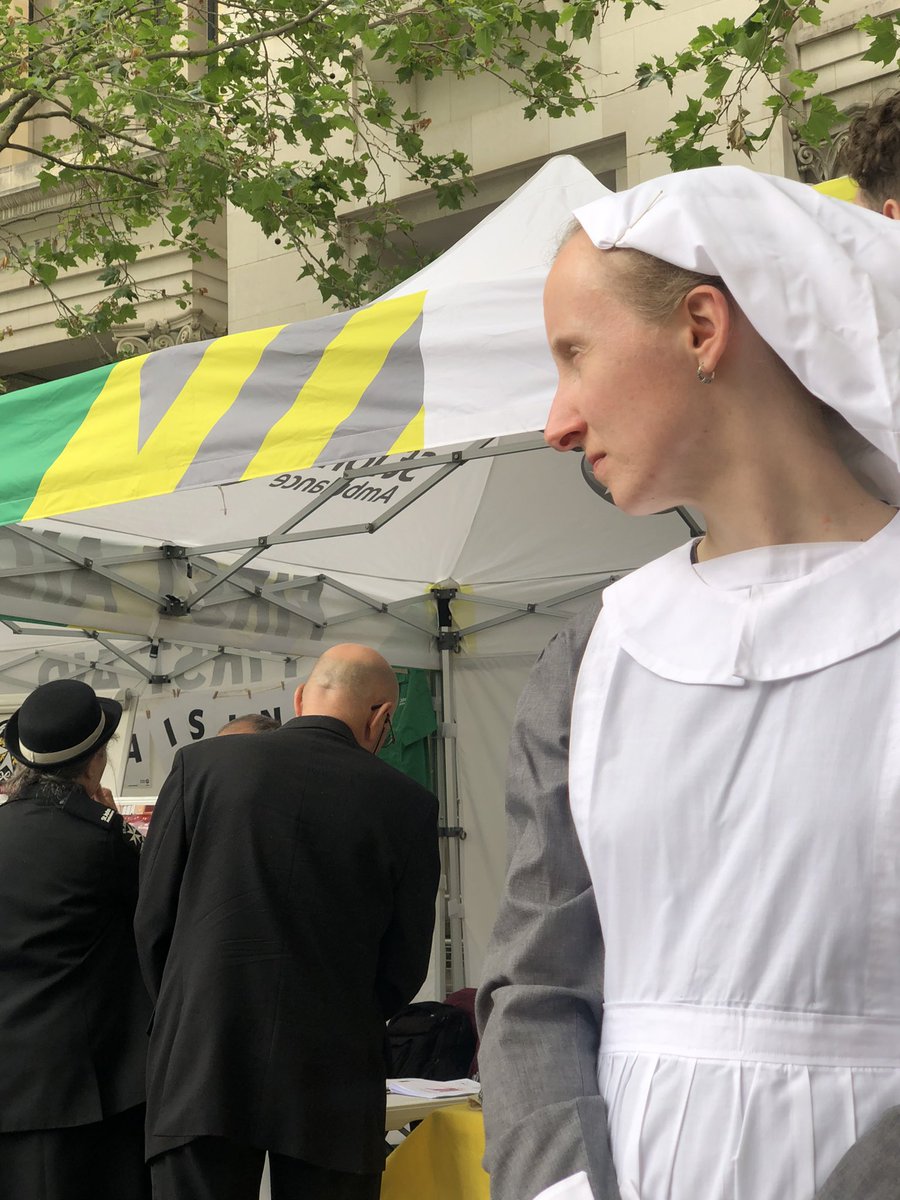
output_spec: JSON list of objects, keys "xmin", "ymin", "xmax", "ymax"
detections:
[
  {"xmin": 474, "ymin": 26, "xmax": 494, "ymax": 57},
  {"xmin": 794, "ymin": 93, "xmax": 841, "ymax": 144},
  {"xmin": 33, "ymin": 262, "xmax": 59, "ymax": 286},
  {"xmin": 670, "ymin": 144, "xmax": 722, "ymax": 170},
  {"xmin": 711, "ymin": 18, "xmax": 736, "ymax": 38},
  {"xmin": 704, "ymin": 63, "xmax": 732, "ymax": 99},
  {"xmin": 571, "ymin": 4, "xmax": 597, "ymax": 41},
  {"xmin": 62, "ymin": 77, "xmax": 99, "ymax": 112},
  {"xmin": 788, "ymin": 68, "xmax": 818, "ymax": 89},
  {"xmin": 761, "ymin": 45, "xmax": 786, "ymax": 74},
  {"xmin": 392, "ymin": 27, "xmax": 412, "ymax": 57},
  {"xmin": 858, "ymin": 15, "xmax": 900, "ymax": 67},
  {"xmin": 735, "ymin": 27, "xmax": 766, "ymax": 63}
]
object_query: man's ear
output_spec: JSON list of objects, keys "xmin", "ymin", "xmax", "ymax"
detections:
[
  {"xmin": 683, "ymin": 283, "xmax": 731, "ymax": 375},
  {"xmin": 883, "ymin": 197, "xmax": 900, "ymax": 221},
  {"xmin": 293, "ymin": 684, "xmax": 304, "ymax": 717},
  {"xmin": 368, "ymin": 701, "xmax": 391, "ymax": 749}
]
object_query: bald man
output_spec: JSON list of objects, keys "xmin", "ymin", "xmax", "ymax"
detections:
[{"xmin": 135, "ymin": 645, "xmax": 440, "ymax": 1200}]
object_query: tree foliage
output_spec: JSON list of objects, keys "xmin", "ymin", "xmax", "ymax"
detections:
[
  {"xmin": 0, "ymin": 0, "xmax": 898, "ymax": 341},
  {"xmin": 0, "ymin": 0, "xmax": 629, "ymax": 335},
  {"xmin": 637, "ymin": 2, "xmax": 900, "ymax": 169}
]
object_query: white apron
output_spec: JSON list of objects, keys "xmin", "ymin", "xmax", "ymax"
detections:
[{"xmin": 568, "ymin": 515, "xmax": 900, "ymax": 1200}]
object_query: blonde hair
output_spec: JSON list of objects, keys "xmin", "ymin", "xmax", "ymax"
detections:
[{"xmin": 558, "ymin": 219, "xmax": 730, "ymax": 324}]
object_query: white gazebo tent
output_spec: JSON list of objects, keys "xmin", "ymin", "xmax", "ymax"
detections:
[{"xmin": 0, "ymin": 157, "xmax": 694, "ymax": 989}]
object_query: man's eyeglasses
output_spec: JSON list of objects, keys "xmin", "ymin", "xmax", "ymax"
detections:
[{"xmin": 371, "ymin": 705, "xmax": 396, "ymax": 751}]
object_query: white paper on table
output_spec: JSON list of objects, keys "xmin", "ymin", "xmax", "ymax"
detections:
[
  {"xmin": 386, "ymin": 1077, "xmax": 481, "ymax": 1099},
  {"xmin": 533, "ymin": 1172, "xmax": 594, "ymax": 1200}
]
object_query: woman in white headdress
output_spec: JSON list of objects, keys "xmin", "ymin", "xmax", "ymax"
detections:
[{"xmin": 478, "ymin": 166, "xmax": 900, "ymax": 1200}]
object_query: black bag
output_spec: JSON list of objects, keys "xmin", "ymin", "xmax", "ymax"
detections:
[{"xmin": 386, "ymin": 1001, "xmax": 477, "ymax": 1080}]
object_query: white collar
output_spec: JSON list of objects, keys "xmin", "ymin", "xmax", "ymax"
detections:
[{"xmin": 602, "ymin": 512, "xmax": 900, "ymax": 686}]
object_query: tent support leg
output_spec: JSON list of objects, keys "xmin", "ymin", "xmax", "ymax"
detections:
[
  {"xmin": 439, "ymin": 641, "xmax": 466, "ymax": 993},
  {"xmin": 434, "ymin": 588, "xmax": 466, "ymax": 994}
]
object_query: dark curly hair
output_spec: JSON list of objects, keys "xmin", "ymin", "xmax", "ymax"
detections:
[{"xmin": 839, "ymin": 91, "xmax": 900, "ymax": 210}]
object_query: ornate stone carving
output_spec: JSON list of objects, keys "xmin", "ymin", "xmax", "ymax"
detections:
[
  {"xmin": 791, "ymin": 127, "xmax": 852, "ymax": 184},
  {"xmin": 112, "ymin": 309, "xmax": 225, "ymax": 358},
  {"xmin": 790, "ymin": 104, "xmax": 868, "ymax": 185}
]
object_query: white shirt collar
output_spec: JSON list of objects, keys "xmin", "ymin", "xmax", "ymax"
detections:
[{"xmin": 602, "ymin": 511, "xmax": 900, "ymax": 685}]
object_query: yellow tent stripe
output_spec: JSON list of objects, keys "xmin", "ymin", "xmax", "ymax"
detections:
[
  {"xmin": 814, "ymin": 175, "xmax": 858, "ymax": 202},
  {"xmin": 243, "ymin": 292, "xmax": 426, "ymax": 479},
  {"xmin": 25, "ymin": 325, "xmax": 286, "ymax": 519},
  {"xmin": 388, "ymin": 405, "xmax": 425, "ymax": 455}
]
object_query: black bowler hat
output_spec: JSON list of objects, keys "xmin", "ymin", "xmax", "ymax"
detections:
[{"xmin": 5, "ymin": 679, "xmax": 122, "ymax": 769}]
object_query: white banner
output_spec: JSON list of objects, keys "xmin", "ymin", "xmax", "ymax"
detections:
[{"xmin": 121, "ymin": 684, "xmax": 295, "ymax": 796}]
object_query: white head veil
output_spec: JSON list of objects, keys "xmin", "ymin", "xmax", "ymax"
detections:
[{"xmin": 573, "ymin": 165, "xmax": 900, "ymax": 502}]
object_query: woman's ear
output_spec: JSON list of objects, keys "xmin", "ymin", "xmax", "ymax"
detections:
[{"xmin": 683, "ymin": 284, "xmax": 731, "ymax": 375}]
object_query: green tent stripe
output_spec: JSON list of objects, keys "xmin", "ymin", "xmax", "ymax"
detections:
[
  {"xmin": 0, "ymin": 614, "xmax": 67, "ymax": 627},
  {"xmin": 0, "ymin": 362, "xmax": 116, "ymax": 525}
]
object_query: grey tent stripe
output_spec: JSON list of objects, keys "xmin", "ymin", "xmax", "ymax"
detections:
[
  {"xmin": 139, "ymin": 340, "xmax": 213, "ymax": 452},
  {"xmin": 175, "ymin": 309, "xmax": 355, "ymax": 492},
  {"xmin": 312, "ymin": 311, "xmax": 425, "ymax": 465}
]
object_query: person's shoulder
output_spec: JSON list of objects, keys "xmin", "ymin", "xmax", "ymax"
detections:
[
  {"xmin": 370, "ymin": 755, "xmax": 438, "ymax": 808},
  {"xmin": 176, "ymin": 733, "xmax": 255, "ymax": 764},
  {"xmin": 0, "ymin": 798, "xmax": 36, "ymax": 830},
  {"xmin": 531, "ymin": 594, "xmax": 604, "ymax": 682},
  {"xmin": 0, "ymin": 794, "xmax": 111, "ymax": 855},
  {"xmin": 168, "ymin": 739, "xmax": 213, "ymax": 771},
  {"xmin": 156, "ymin": 738, "xmax": 237, "ymax": 792},
  {"xmin": 372, "ymin": 753, "xmax": 434, "ymax": 794}
]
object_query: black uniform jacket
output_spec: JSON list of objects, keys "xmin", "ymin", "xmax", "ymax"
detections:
[
  {"xmin": 135, "ymin": 715, "xmax": 440, "ymax": 1171},
  {"xmin": 0, "ymin": 779, "xmax": 149, "ymax": 1132}
]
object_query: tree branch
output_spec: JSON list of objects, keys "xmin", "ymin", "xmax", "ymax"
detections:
[
  {"xmin": 0, "ymin": 94, "xmax": 42, "ymax": 151},
  {"xmin": 4, "ymin": 142, "xmax": 161, "ymax": 186},
  {"xmin": 56, "ymin": 104, "xmax": 162, "ymax": 155},
  {"xmin": 142, "ymin": 0, "xmax": 337, "ymax": 63}
]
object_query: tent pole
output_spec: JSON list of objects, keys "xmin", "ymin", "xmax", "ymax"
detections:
[
  {"xmin": 434, "ymin": 588, "xmax": 466, "ymax": 993},
  {"xmin": 430, "ymin": 707, "xmax": 448, "ymax": 1002}
]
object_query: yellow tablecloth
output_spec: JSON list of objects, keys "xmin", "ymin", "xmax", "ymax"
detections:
[{"xmin": 381, "ymin": 1106, "xmax": 491, "ymax": 1200}]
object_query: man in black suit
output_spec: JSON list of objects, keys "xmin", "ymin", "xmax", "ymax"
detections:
[{"xmin": 135, "ymin": 643, "xmax": 441, "ymax": 1200}]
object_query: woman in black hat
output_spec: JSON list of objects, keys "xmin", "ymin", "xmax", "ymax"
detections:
[{"xmin": 0, "ymin": 679, "xmax": 151, "ymax": 1200}]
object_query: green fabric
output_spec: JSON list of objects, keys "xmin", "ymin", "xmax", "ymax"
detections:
[
  {"xmin": 378, "ymin": 668, "xmax": 437, "ymax": 789},
  {"xmin": 0, "ymin": 363, "xmax": 115, "ymax": 525}
]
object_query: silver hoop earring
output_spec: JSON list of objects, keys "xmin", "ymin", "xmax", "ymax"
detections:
[{"xmin": 697, "ymin": 362, "xmax": 715, "ymax": 385}]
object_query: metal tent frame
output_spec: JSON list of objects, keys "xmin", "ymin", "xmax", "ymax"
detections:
[{"xmin": 0, "ymin": 437, "xmax": 700, "ymax": 988}]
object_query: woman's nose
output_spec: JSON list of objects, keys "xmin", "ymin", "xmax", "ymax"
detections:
[{"xmin": 543, "ymin": 389, "xmax": 585, "ymax": 452}]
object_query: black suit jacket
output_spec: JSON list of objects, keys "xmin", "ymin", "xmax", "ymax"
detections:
[
  {"xmin": 0, "ymin": 780, "xmax": 149, "ymax": 1132},
  {"xmin": 135, "ymin": 716, "xmax": 440, "ymax": 1171}
]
